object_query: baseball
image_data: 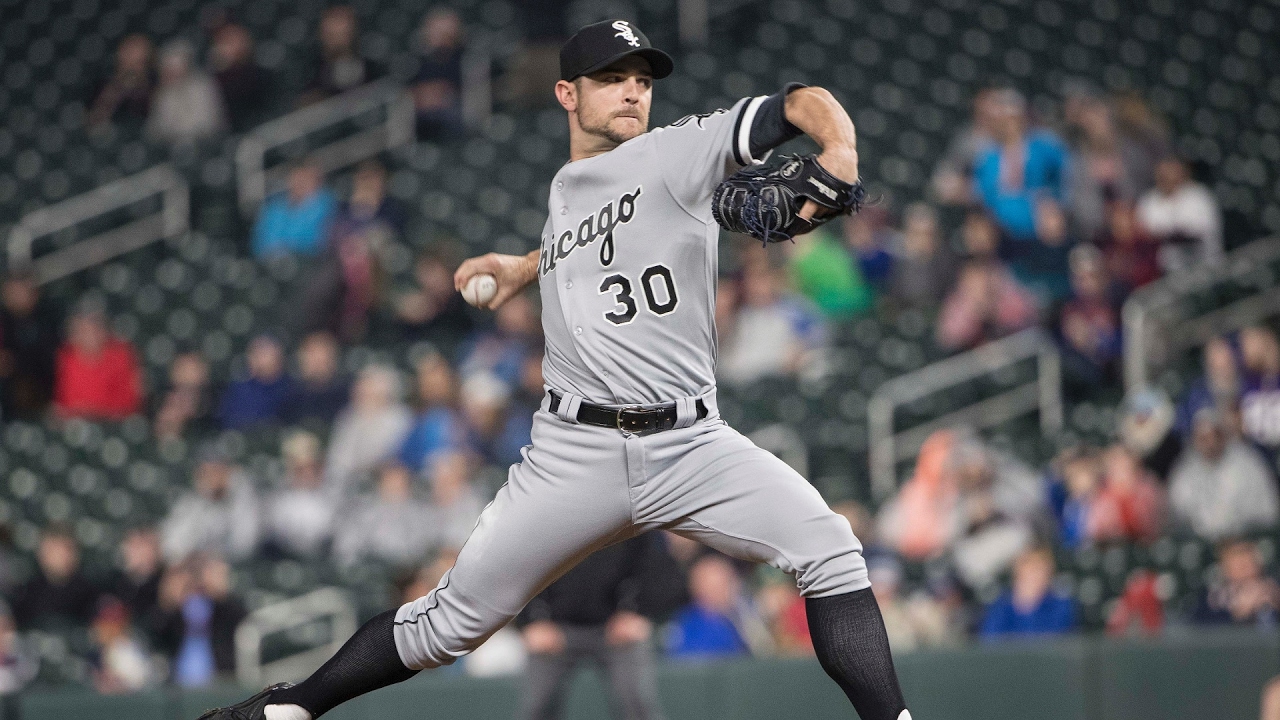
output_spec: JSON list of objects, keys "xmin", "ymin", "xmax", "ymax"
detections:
[{"xmin": 462, "ymin": 273, "xmax": 498, "ymax": 307}]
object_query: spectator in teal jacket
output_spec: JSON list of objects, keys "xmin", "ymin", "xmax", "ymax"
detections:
[
  {"xmin": 973, "ymin": 89, "xmax": 1070, "ymax": 242},
  {"xmin": 251, "ymin": 161, "xmax": 337, "ymax": 258}
]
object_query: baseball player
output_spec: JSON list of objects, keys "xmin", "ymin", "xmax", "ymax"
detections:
[{"xmin": 200, "ymin": 20, "xmax": 909, "ymax": 720}]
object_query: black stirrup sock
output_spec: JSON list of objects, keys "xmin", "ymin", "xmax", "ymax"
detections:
[
  {"xmin": 268, "ymin": 609, "xmax": 420, "ymax": 718},
  {"xmin": 806, "ymin": 588, "xmax": 911, "ymax": 720}
]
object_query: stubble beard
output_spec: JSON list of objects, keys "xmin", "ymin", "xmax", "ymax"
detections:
[{"xmin": 579, "ymin": 102, "xmax": 648, "ymax": 146}]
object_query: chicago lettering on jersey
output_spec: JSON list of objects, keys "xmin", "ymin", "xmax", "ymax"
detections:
[{"xmin": 539, "ymin": 186, "xmax": 642, "ymax": 276}]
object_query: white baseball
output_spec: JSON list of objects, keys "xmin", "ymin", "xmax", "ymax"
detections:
[{"xmin": 462, "ymin": 273, "xmax": 498, "ymax": 307}]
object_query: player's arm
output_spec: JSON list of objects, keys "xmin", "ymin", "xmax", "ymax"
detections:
[
  {"xmin": 782, "ymin": 87, "xmax": 859, "ymax": 219},
  {"xmin": 454, "ymin": 249, "xmax": 539, "ymax": 310}
]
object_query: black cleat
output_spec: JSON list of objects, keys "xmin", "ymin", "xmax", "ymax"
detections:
[{"xmin": 195, "ymin": 682, "xmax": 295, "ymax": 720}]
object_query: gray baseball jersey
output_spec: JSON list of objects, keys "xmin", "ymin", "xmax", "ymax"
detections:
[{"xmin": 393, "ymin": 96, "xmax": 869, "ymax": 671}]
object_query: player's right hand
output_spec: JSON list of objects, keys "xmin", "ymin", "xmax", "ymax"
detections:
[
  {"xmin": 521, "ymin": 620, "xmax": 567, "ymax": 654},
  {"xmin": 454, "ymin": 250, "xmax": 539, "ymax": 311}
]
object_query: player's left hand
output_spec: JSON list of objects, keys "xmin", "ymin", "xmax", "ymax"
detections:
[
  {"xmin": 799, "ymin": 147, "xmax": 859, "ymax": 221},
  {"xmin": 604, "ymin": 611, "xmax": 653, "ymax": 646}
]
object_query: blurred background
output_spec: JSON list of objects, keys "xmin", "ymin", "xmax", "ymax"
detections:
[{"xmin": 0, "ymin": 0, "xmax": 1277, "ymax": 718}]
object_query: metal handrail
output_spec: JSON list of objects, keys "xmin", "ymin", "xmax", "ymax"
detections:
[
  {"xmin": 1122, "ymin": 236, "xmax": 1280, "ymax": 390},
  {"xmin": 6, "ymin": 164, "xmax": 189, "ymax": 284},
  {"xmin": 235, "ymin": 586, "xmax": 358, "ymax": 687},
  {"xmin": 867, "ymin": 328, "xmax": 1062, "ymax": 501},
  {"xmin": 235, "ymin": 79, "xmax": 415, "ymax": 216}
]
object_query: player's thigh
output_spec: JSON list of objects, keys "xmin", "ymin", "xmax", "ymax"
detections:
[
  {"xmin": 395, "ymin": 417, "xmax": 635, "ymax": 667},
  {"xmin": 664, "ymin": 427, "xmax": 868, "ymax": 597}
]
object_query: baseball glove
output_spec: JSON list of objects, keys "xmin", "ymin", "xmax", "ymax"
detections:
[{"xmin": 711, "ymin": 154, "xmax": 866, "ymax": 244}]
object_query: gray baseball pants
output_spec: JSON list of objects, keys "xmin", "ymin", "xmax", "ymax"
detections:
[{"xmin": 392, "ymin": 391, "xmax": 869, "ymax": 669}]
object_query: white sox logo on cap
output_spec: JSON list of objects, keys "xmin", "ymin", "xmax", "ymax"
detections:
[{"xmin": 612, "ymin": 20, "xmax": 641, "ymax": 47}]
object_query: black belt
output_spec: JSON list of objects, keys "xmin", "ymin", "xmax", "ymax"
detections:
[{"xmin": 549, "ymin": 391, "xmax": 707, "ymax": 434}]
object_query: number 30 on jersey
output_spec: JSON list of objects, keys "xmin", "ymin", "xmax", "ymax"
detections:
[{"xmin": 599, "ymin": 264, "xmax": 678, "ymax": 325}]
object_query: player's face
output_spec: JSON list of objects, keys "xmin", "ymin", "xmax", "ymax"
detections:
[{"xmin": 574, "ymin": 56, "xmax": 653, "ymax": 145}]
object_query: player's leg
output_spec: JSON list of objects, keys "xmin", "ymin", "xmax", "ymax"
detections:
[
  {"xmin": 207, "ymin": 417, "xmax": 636, "ymax": 720},
  {"xmin": 643, "ymin": 423, "xmax": 909, "ymax": 720}
]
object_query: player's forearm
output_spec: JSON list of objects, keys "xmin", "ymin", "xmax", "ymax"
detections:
[{"xmin": 784, "ymin": 87, "xmax": 859, "ymax": 181}]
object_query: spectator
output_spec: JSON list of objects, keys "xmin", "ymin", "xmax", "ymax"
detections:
[
  {"xmin": 334, "ymin": 463, "xmax": 436, "ymax": 568},
  {"xmin": 753, "ymin": 571, "xmax": 812, "ymax": 656},
  {"xmin": 459, "ymin": 292, "xmax": 541, "ymax": 388},
  {"xmin": 935, "ymin": 258, "xmax": 1038, "ymax": 352},
  {"xmin": 209, "ymin": 23, "xmax": 273, "ymax": 132},
  {"xmin": 1137, "ymin": 156, "xmax": 1223, "ymax": 273},
  {"xmin": 1110, "ymin": 91, "xmax": 1172, "ymax": 190},
  {"xmin": 1169, "ymin": 408, "xmax": 1279, "ymax": 541},
  {"xmin": 0, "ymin": 603, "xmax": 36, "ymax": 694},
  {"xmin": 153, "ymin": 351, "xmax": 215, "ymax": 440},
  {"xmin": 515, "ymin": 533, "xmax": 683, "ymax": 720},
  {"xmin": 973, "ymin": 88, "xmax": 1070, "ymax": 242},
  {"xmin": 53, "ymin": 301, "xmax": 143, "ymax": 420},
  {"xmin": 1055, "ymin": 244, "xmax": 1121, "ymax": 389},
  {"xmin": 1062, "ymin": 92, "xmax": 1142, "ymax": 240},
  {"xmin": 302, "ymin": 6, "xmax": 381, "ymax": 104},
  {"xmin": 160, "ymin": 445, "xmax": 260, "ymax": 562},
  {"xmin": 425, "ymin": 450, "xmax": 485, "ymax": 552},
  {"xmin": 460, "ymin": 371, "xmax": 530, "ymax": 468},
  {"xmin": 413, "ymin": 8, "xmax": 467, "ymax": 141},
  {"xmin": 1049, "ymin": 450, "xmax": 1101, "ymax": 549},
  {"xmin": 841, "ymin": 206, "xmax": 897, "ymax": 288},
  {"xmin": 0, "ymin": 271, "xmax": 61, "ymax": 420},
  {"xmin": 867, "ymin": 555, "xmax": 957, "ymax": 652},
  {"xmin": 398, "ymin": 352, "xmax": 465, "ymax": 474},
  {"xmin": 980, "ymin": 545, "xmax": 1076, "ymax": 639},
  {"xmin": 1117, "ymin": 387, "xmax": 1182, "ymax": 481},
  {"xmin": 89, "ymin": 597, "xmax": 156, "ymax": 694},
  {"xmin": 958, "ymin": 209, "xmax": 1001, "ymax": 259},
  {"xmin": 9, "ymin": 527, "xmax": 99, "ymax": 629},
  {"xmin": 930, "ymin": 87, "xmax": 999, "ymax": 206},
  {"xmin": 251, "ymin": 161, "xmax": 338, "ymax": 258},
  {"xmin": 296, "ymin": 162, "xmax": 400, "ymax": 341},
  {"xmin": 1012, "ymin": 198, "xmax": 1075, "ymax": 304},
  {"xmin": 1177, "ymin": 336, "xmax": 1241, "ymax": 439},
  {"xmin": 262, "ymin": 431, "xmax": 338, "ymax": 559},
  {"xmin": 886, "ymin": 203, "xmax": 956, "ymax": 312},
  {"xmin": 1193, "ymin": 539, "xmax": 1279, "ymax": 627},
  {"xmin": 217, "ymin": 334, "xmax": 290, "ymax": 430},
  {"xmin": 108, "ymin": 527, "xmax": 164, "ymax": 632},
  {"xmin": 666, "ymin": 554, "xmax": 762, "ymax": 658},
  {"xmin": 280, "ymin": 332, "xmax": 350, "ymax": 425},
  {"xmin": 1090, "ymin": 445, "xmax": 1164, "ymax": 545},
  {"xmin": 1240, "ymin": 326, "xmax": 1280, "ymax": 454},
  {"xmin": 718, "ymin": 262, "xmax": 827, "ymax": 385},
  {"xmin": 147, "ymin": 40, "xmax": 228, "ymax": 144},
  {"xmin": 325, "ymin": 364, "xmax": 414, "ymax": 496},
  {"xmin": 156, "ymin": 556, "xmax": 246, "ymax": 687},
  {"xmin": 1105, "ymin": 570, "xmax": 1164, "ymax": 637},
  {"xmin": 394, "ymin": 248, "xmax": 476, "ymax": 344},
  {"xmin": 1094, "ymin": 200, "xmax": 1161, "ymax": 292},
  {"xmin": 88, "ymin": 34, "xmax": 155, "ymax": 128},
  {"xmin": 787, "ymin": 227, "xmax": 873, "ymax": 321}
]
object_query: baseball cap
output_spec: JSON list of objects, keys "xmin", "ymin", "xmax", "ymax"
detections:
[{"xmin": 560, "ymin": 20, "xmax": 674, "ymax": 82}]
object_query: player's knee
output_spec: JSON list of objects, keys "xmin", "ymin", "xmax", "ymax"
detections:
[
  {"xmin": 793, "ymin": 514, "xmax": 870, "ymax": 597},
  {"xmin": 393, "ymin": 590, "xmax": 516, "ymax": 670}
]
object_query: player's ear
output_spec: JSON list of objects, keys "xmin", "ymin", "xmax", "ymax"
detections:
[{"xmin": 555, "ymin": 80, "xmax": 578, "ymax": 113}]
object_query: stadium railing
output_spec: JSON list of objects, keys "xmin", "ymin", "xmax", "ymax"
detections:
[
  {"xmin": 234, "ymin": 586, "xmax": 358, "ymax": 688},
  {"xmin": 1122, "ymin": 236, "xmax": 1280, "ymax": 390},
  {"xmin": 867, "ymin": 328, "xmax": 1063, "ymax": 501}
]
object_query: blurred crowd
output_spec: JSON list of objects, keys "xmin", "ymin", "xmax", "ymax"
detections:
[{"xmin": 0, "ymin": 0, "xmax": 1273, "ymax": 702}]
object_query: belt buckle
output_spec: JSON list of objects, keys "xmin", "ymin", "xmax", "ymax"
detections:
[{"xmin": 616, "ymin": 406, "xmax": 647, "ymax": 433}]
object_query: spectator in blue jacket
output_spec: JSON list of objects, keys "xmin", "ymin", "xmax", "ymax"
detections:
[
  {"xmin": 251, "ymin": 161, "xmax": 337, "ymax": 258},
  {"xmin": 667, "ymin": 555, "xmax": 754, "ymax": 658},
  {"xmin": 974, "ymin": 89, "xmax": 1070, "ymax": 243},
  {"xmin": 1176, "ymin": 336, "xmax": 1241, "ymax": 439},
  {"xmin": 981, "ymin": 545, "xmax": 1077, "ymax": 639},
  {"xmin": 398, "ymin": 352, "xmax": 465, "ymax": 473},
  {"xmin": 218, "ymin": 334, "xmax": 291, "ymax": 429}
]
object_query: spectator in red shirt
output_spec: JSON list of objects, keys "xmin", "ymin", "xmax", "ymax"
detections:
[{"xmin": 54, "ymin": 302, "xmax": 142, "ymax": 420}]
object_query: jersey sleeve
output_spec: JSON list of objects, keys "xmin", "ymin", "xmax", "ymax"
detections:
[{"xmin": 651, "ymin": 95, "xmax": 767, "ymax": 219}]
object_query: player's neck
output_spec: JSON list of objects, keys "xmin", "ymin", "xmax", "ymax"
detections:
[{"xmin": 568, "ymin": 131, "xmax": 619, "ymax": 162}]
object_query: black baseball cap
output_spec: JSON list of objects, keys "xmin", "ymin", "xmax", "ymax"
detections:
[{"xmin": 559, "ymin": 20, "xmax": 674, "ymax": 82}]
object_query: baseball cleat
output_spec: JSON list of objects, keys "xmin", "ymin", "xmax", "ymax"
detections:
[{"xmin": 195, "ymin": 682, "xmax": 294, "ymax": 720}]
